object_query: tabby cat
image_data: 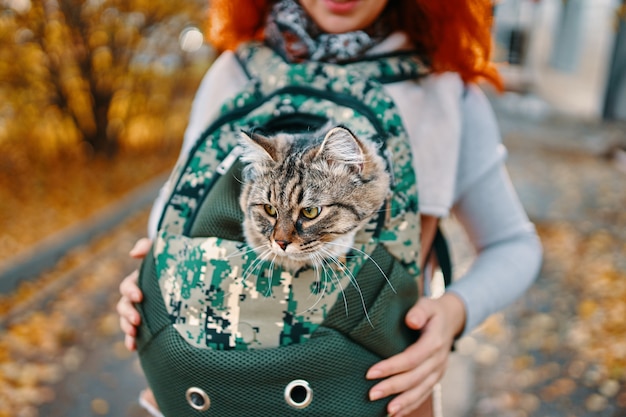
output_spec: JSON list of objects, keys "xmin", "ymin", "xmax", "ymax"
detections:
[{"xmin": 239, "ymin": 126, "xmax": 390, "ymax": 272}]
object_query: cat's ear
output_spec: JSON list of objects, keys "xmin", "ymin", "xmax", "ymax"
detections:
[
  {"xmin": 316, "ymin": 127, "xmax": 365, "ymax": 171},
  {"xmin": 239, "ymin": 130, "xmax": 278, "ymax": 164}
]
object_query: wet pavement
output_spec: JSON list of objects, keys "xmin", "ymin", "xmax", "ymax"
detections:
[{"xmin": 0, "ymin": 92, "xmax": 624, "ymax": 417}]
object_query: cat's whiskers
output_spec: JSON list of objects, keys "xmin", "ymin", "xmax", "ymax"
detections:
[
  {"xmin": 325, "ymin": 241, "xmax": 396, "ymax": 294},
  {"xmin": 264, "ymin": 254, "xmax": 278, "ymax": 297},
  {"xmin": 317, "ymin": 258, "xmax": 332, "ymax": 305},
  {"xmin": 241, "ymin": 248, "xmax": 273, "ymax": 285},
  {"xmin": 319, "ymin": 247, "xmax": 373, "ymax": 327},
  {"xmin": 319, "ymin": 253, "xmax": 349, "ymax": 317},
  {"xmin": 232, "ymin": 174, "xmax": 245, "ymax": 185},
  {"xmin": 296, "ymin": 253, "xmax": 330, "ymax": 315},
  {"xmin": 303, "ymin": 255, "xmax": 323, "ymax": 303},
  {"xmin": 226, "ymin": 243, "xmax": 267, "ymax": 259}
]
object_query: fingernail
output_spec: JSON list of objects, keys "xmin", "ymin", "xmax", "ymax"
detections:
[
  {"xmin": 407, "ymin": 313, "xmax": 421, "ymax": 327},
  {"xmin": 366, "ymin": 369, "xmax": 382, "ymax": 379},
  {"xmin": 130, "ymin": 239, "xmax": 146, "ymax": 255},
  {"xmin": 388, "ymin": 404, "xmax": 400, "ymax": 415},
  {"xmin": 129, "ymin": 242, "xmax": 140, "ymax": 254},
  {"xmin": 369, "ymin": 390, "xmax": 383, "ymax": 401}
]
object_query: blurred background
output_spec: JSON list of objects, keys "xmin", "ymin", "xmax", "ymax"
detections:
[{"xmin": 0, "ymin": 0, "xmax": 624, "ymax": 416}]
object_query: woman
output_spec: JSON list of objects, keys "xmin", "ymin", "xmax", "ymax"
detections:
[{"xmin": 118, "ymin": 1, "xmax": 543, "ymax": 415}]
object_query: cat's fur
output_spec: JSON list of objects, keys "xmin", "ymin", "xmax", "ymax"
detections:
[{"xmin": 239, "ymin": 126, "xmax": 390, "ymax": 271}]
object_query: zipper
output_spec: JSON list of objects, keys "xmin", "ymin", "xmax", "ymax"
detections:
[{"xmin": 216, "ymin": 145, "xmax": 243, "ymax": 175}]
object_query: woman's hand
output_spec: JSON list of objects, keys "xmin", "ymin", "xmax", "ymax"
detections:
[
  {"xmin": 117, "ymin": 238, "xmax": 152, "ymax": 351},
  {"xmin": 366, "ymin": 293, "xmax": 466, "ymax": 417}
]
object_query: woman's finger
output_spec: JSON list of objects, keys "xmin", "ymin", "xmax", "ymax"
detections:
[
  {"xmin": 119, "ymin": 314, "xmax": 137, "ymax": 336},
  {"xmin": 366, "ymin": 298, "xmax": 442, "ymax": 380},
  {"xmin": 119, "ymin": 270, "xmax": 142, "ymax": 302},
  {"xmin": 405, "ymin": 297, "xmax": 438, "ymax": 330},
  {"xmin": 387, "ymin": 371, "xmax": 442, "ymax": 417},
  {"xmin": 118, "ymin": 297, "xmax": 139, "ymax": 352},
  {"xmin": 117, "ymin": 295, "xmax": 141, "ymax": 326},
  {"xmin": 369, "ymin": 352, "xmax": 439, "ymax": 401},
  {"xmin": 130, "ymin": 238, "xmax": 152, "ymax": 259},
  {"xmin": 367, "ymin": 314, "xmax": 446, "ymax": 381},
  {"xmin": 366, "ymin": 342, "xmax": 425, "ymax": 380},
  {"xmin": 124, "ymin": 334, "xmax": 137, "ymax": 351}
]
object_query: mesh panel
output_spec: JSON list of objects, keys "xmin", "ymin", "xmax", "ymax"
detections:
[
  {"xmin": 345, "ymin": 258, "xmax": 421, "ymax": 358},
  {"xmin": 321, "ymin": 245, "xmax": 392, "ymax": 335},
  {"xmin": 140, "ymin": 322, "xmax": 390, "ymax": 416},
  {"xmin": 188, "ymin": 160, "xmax": 245, "ymax": 241},
  {"xmin": 137, "ymin": 244, "xmax": 420, "ymax": 416},
  {"xmin": 323, "ymin": 245, "xmax": 420, "ymax": 358}
]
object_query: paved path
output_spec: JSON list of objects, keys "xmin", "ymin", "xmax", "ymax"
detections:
[{"xmin": 0, "ymin": 210, "xmax": 152, "ymax": 417}]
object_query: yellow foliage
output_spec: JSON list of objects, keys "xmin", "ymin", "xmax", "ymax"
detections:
[
  {"xmin": 44, "ymin": 19, "xmax": 64, "ymax": 45},
  {"xmin": 123, "ymin": 114, "xmax": 165, "ymax": 149},
  {"xmin": 164, "ymin": 113, "xmax": 190, "ymax": 142},
  {"xmin": 88, "ymin": 29, "xmax": 109, "ymax": 49},
  {"xmin": 1, "ymin": 0, "xmax": 210, "ymax": 158},
  {"xmin": 92, "ymin": 46, "xmax": 113, "ymax": 72},
  {"xmin": 109, "ymin": 89, "xmax": 131, "ymax": 119},
  {"xmin": 114, "ymin": 25, "xmax": 138, "ymax": 46},
  {"xmin": 27, "ymin": 107, "xmax": 84, "ymax": 158}
]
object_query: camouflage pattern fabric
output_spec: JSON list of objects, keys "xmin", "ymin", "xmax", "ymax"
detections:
[{"xmin": 151, "ymin": 42, "xmax": 428, "ymax": 350}]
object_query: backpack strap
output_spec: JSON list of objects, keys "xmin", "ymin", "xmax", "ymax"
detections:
[{"xmin": 425, "ymin": 226, "xmax": 452, "ymax": 288}]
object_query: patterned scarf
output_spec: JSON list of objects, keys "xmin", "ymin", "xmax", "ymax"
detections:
[{"xmin": 265, "ymin": 0, "xmax": 391, "ymax": 63}]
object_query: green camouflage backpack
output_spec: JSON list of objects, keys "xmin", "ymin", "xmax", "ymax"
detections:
[{"xmin": 136, "ymin": 42, "xmax": 430, "ymax": 416}]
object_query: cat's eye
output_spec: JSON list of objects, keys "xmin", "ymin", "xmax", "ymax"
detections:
[
  {"xmin": 264, "ymin": 204, "xmax": 277, "ymax": 217},
  {"xmin": 301, "ymin": 207, "xmax": 321, "ymax": 219}
]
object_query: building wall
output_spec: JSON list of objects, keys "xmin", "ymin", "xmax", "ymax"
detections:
[{"xmin": 493, "ymin": 0, "xmax": 621, "ymax": 120}]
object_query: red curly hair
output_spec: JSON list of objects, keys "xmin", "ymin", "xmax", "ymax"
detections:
[{"xmin": 205, "ymin": 0, "xmax": 502, "ymax": 89}]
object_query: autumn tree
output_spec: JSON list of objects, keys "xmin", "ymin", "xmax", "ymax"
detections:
[{"xmin": 0, "ymin": 0, "xmax": 210, "ymax": 158}]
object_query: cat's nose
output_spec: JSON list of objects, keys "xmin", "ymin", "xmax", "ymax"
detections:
[{"xmin": 275, "ymin": 240, "xmax": 290, "ymax": 251}]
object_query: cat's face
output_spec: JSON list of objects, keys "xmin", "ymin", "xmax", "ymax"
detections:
[{"xmin": 239, "ymin": 126, "xmax": 390, "ymax": 270}]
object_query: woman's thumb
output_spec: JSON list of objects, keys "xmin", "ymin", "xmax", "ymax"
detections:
[{"xmin": 405, "ymin": 298, "xmax": 435, "ymax": 330}]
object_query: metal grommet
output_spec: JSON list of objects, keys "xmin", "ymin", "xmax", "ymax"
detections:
[
  {"xmin": 284, "ymin": 379, "xmax": 313, "ymax": 409},
  {"xmin": 186, "ymin": 387, "xmax": 211, "ymax": 411}
]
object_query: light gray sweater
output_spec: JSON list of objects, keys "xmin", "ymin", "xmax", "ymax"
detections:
[{"xmin": 148, "ymin": 38, "xmax": 542, "ymax": 336}]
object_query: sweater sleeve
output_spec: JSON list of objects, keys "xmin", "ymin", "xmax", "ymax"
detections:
[
  {"xmin": 445, "ymin": 86, "xmax": 543, "ymax": 335},
  {"xmin": 147, "ymin": 51, "xmax": 249, "ymax": 238}
]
